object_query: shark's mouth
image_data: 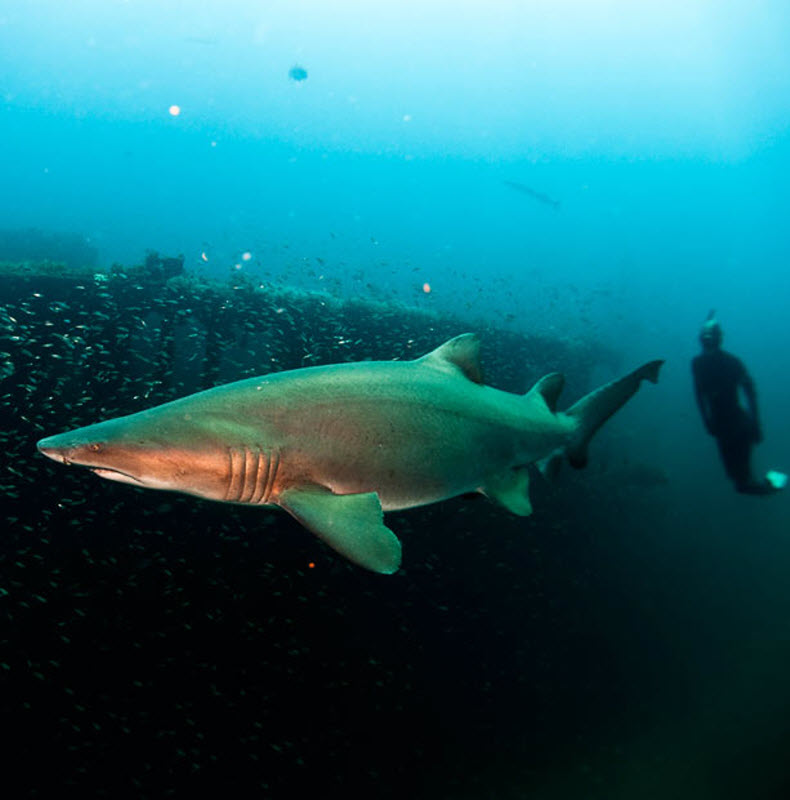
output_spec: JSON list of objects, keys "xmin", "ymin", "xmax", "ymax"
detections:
[{"xmin": 90, "ymin": 468, "xmax": 145, "ymax": 486}]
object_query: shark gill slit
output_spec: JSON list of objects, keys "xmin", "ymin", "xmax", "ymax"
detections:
[
  {"xmin": 224, "ymin": 447, "xmax": 235, "ymax": 501},
  {"xmin": 260, "ymin": 449, "xmax": 280, "ymax": 505},
  {"xmin": 225, "ymin": 447, "xmax": 244, "ymax": 502},
  {"xmin": 240, "ymin": 447, "xmax": 259, "ymax": 504},
  {"xmin": 225, "ymin": 446, "xmax": 278, "ymax": 504}
]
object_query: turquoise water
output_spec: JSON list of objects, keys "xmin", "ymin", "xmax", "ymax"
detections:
[{"xmin": 1, "ymin": 2, "xmax": 789, "ymax": 797}]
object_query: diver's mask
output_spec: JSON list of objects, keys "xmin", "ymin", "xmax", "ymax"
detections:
[{"xmin": 699, "ymin": 310, "xmax": 723, "ymax": 349}]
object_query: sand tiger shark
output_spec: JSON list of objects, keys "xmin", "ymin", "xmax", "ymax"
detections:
[{"xmin": 37, "ymin": 334, "xmax": 662, "ymax": 573}]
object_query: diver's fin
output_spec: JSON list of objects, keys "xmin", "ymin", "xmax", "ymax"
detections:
[
  {"xmin": 278, "ymin": 487, "xmax": 402, "ymax": 573},
  {"xmin": 482, "ymin": 466, "xmax": 533, "ymax": 516}
]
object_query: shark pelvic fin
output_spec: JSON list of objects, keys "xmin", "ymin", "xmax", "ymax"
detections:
[
  {"xmin": 537, "ymin": 450, "xmax": 564, "ymax": 482},
  {"xmin": 278, "ymin": 486, "xmax": 402, "ymax": 574},
  {"xmin": 420, "ymin": 333, "xmax": 485, "ymax": 385},
  {"xmin": 482, "ymin": 466, "xmax": 533, "ymax": 516}
]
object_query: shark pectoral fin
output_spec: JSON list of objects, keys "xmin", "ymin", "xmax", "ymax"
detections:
[
  {"xmin": 482, "ymin": 467, "xmax": 533, "ymax": 516},
  {"xmin": 278, "ymin": 487, "xmax": 402, "ymax": 574}
]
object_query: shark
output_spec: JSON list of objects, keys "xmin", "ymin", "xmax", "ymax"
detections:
[
  {"xmin": 37, "ymin": 334, "xmax": 663, "ymax": 574},
  {"xmin": 503, "ymin": 180, "xmax": 561, "ymax": 211}
]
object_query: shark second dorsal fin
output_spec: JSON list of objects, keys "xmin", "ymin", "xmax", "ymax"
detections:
[
  {"xmin": 419, "ymin": 333, "xmax": 484, "ymax": 385},
  {"xmin": 528, "ymin": 372, "xmax": 565, "ymax": 412}
]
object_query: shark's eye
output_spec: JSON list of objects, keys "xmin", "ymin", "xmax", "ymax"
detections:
[{"xmin": 90, "ymin": 443, "xmax": 102, "ymax": 452}]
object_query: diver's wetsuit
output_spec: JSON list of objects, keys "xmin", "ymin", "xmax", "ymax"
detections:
[{"xmin": 692, "ymin": 349, "xmax": 770, "ymax": 494}]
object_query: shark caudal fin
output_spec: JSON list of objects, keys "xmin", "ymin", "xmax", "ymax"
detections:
[{"xmin": 564, "ymin": 360, "xmax": 664, "ymax": 469}]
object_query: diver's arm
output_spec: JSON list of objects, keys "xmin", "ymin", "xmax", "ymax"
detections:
[
  {"xmin": 692, "ymin": 361, "xmax": 715, "ymax": 435},
  {"xmin": 740, "ymin": 364, "xmax": 762, "ymax": 442}
]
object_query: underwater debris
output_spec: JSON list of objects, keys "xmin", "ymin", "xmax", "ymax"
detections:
[
  {"xmin": 119, "ymin": 250, "xmax": 186, "ymax": 283},
  {"xmin": 288, "ymin": 64, "xmax": 308, "ymax": 82},
  {"xmin": 0, "ymin": 256, "xmax": 607, "ymax": 418},
  {"xmin": 144, "ymin": 250, "xmax": 184, "ymax": 281}
]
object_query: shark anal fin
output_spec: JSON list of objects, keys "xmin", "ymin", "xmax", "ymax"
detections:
[
  {"xmin": 278, "ymin": 487, "xmax": 402, "ymax": 574},
  {"xmin": 482, "ymin": 466, "xmax": 533, "ymax": 516}
]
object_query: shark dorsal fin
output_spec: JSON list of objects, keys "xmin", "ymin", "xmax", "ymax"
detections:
[
  {"xmin": 420, "ymin": 333, "xmax": 484, "ymax": 385},
  {"xmin": 529, "ymin": 372, "xmax": 565, "ymax": 412}
]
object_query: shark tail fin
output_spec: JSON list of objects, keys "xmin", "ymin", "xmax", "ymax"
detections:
[{"xmin": 564, "ymin": 360, "xmax": 663, "ymax": 469}]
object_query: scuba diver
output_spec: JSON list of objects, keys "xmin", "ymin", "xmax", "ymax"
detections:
[{"xmin": 692, "ymin": 311, "xmax": 786, "ymax": 495}]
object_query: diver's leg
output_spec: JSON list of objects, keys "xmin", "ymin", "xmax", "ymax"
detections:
[
  {"xmin": 717, "ymin": 415, "xmax": 784, "ymax": 495},
  {"xmin": 716, "ymin": 435, "xmax": 744, "ymax": 486},
  {"xmin": 732, "ymin": 437, "xmax": 755, "ymax": 492},
  {"xmin": 733, "ymin": 438, "xmax": 781, "ymax": 495}
]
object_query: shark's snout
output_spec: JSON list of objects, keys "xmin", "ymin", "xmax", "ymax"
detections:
[
  {"xmin": 37, "ymin": 433, "xmax": 143, "ymax": 486},
  {"xmin": 37, "ymin": 432, "xmax": 106, "ymax": 466},
  {"xmin": 37, "ymin": 434, "xmax": 75, "ymax": 464}
]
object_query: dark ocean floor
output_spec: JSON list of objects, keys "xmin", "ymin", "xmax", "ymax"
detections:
[{"xmin": 2, "ymin": 262, "xmax": 789, "ymax": 798}]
